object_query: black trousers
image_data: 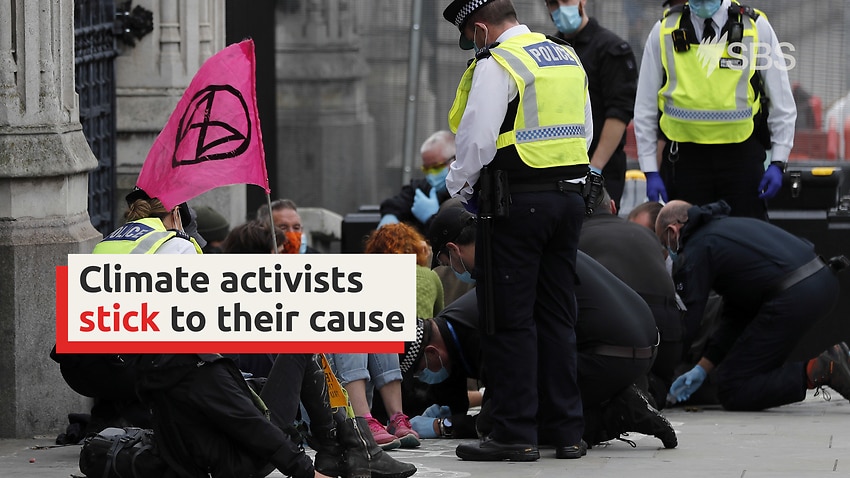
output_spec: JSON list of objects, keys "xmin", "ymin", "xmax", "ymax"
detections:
[
  {"xmin": 476, "ymin": 189, "xmax": 585, "ymax": 447},
  {"xmin": 140, "ymin": 358, "xmax": 312, "ymax": 478},
  {"xmin": 660, "ymin": 136, "xmax": 768, "ymax": 220},
  {"xmin": 578, "ymin": 353, "xmax": 654, "ymax": 444},
  {"xmin": 716, "ymin": 267, "xmax": 840, "ymax": 411}
]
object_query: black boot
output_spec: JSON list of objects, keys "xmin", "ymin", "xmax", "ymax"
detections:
[
  {"xmin": 602, "ymin": 384, "xmax": 677, "ymax": 449},
  {"xmin": 338, "ymin": 416, "xmax": 417, "ymax": 478},
  {"xmin": 301, "ymin": 356, "xmax": 346, "ymax": 477}
]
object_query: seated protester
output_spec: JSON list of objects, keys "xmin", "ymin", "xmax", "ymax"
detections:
[
  {"xmin": 194, "ymin": 205, "xmax": 230, "ymax": 254},
  {"xmin": 256, "ymin": 198, "xmax": 320, "ymax": 254},
  {"xmin": 218, "ymin": 221, "xmax": 284, "ymax": 380},
  {"xmin": 377, "ymin": 130, "xmax": 456, "ymax": 235},
  {"xmin": 218, "ymin": 220, "xmax": 417, "ymax": 478},
  {"xmin": 328, "ymin": 223, "xmax": 441, "ymax": 450},
  {"xmin": 50, "ymin": 189, "xmax": 203, "ymax": 439},
  {"xmin": 125, "ymin": 218, "xmax": 323, "ymax": 478},
  {"xmin": 398, "ymin": 206, "xmax": 677, "ymax": 449}
]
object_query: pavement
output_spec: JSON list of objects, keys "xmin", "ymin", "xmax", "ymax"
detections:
[{"xmin": 2, "ymin": 390, "xmax": 849, "ymax": 478}]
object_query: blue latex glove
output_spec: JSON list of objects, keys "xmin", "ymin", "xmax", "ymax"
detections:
[
  {"xmin": 758, "ymin": 163, "xmax": 783, "ymax": 199},
  {"xmin": 645, "ymin": 171, "xmax": 669, "ymax": 203},
  {"xmin": 589, "ymin": 165, "xmax": 603, "ymax": 175},
  {"xmin": 668, "ymin": 364, "xmax": 707, "ymax": 403},
  {"xmin": 409, "ymin": 415, "xmax": 438, "ymax": 439},
  {"xmin": 377, "ymin": 214, "xmax": 399, "ymax": 229},
  {"xmin": 412, "ymin": 188, "xmax": 440, "ymax": 224},
  {"xmin": 422, "ymin": 403, "xmax": 452, "ymax": 419}
]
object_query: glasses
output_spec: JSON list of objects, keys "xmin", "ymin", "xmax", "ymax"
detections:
[{"xmin": 421, "ymin": 156, "xmax": 455, "ymax": 174}]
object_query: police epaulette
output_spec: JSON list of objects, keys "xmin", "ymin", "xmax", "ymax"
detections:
[
  {"xmin": 663, "ymin": 4, "xmax": 685, "ymax": 18},
  {"xmin": 474, "ymin": 42, "xmax": 499, "ymax": 61},
  {"xmin": 730, "ymin": 3, "xmax": 760, "ymax": 21},
  {"xmin": 174, "ymin": 230, "xmax": 191, "ymax": 241},
  {"xmin": 546, "ymin": 34, "xmax": 570, "ymax": 46}
]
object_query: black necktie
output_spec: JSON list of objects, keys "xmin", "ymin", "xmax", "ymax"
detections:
[{"xmin": 703, "ymin": 18, "xmax": 716, "ymax": 41}]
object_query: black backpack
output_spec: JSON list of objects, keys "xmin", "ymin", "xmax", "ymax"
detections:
[{"xmin": 79, "ymin": 427, "xmax": 169, "ymax": 478}]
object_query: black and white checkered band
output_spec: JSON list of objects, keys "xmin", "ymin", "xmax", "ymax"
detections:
[
  {"xmin": 454, "ymin": 0, "xmax": 490, "ymax": 28},
  {"xmin": 400, "ymin": 319, "xmax": 426, "ymax": 373}
]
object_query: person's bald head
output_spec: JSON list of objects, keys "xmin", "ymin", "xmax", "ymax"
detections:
[{"xmin": 655, "ymin": 200, "xmax": 691, "ymax": 249}]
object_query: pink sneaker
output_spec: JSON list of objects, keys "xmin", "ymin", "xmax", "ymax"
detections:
[
  {"xmin": 387, "ymin": 412, "xmax": 421, "ymax": 448},
  {"xmin": 365, "ymin": 416, "xmax": 401, "ymax": 450}
]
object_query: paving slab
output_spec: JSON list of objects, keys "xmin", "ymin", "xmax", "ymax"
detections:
[{"xmin": 1, "ymin": 390, "xmax": 848, "ymax": 478}]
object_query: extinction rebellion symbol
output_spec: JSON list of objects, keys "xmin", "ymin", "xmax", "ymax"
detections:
[{"xmin": 172, "ymin": 84, "xmax": 251, "ymax": 167}]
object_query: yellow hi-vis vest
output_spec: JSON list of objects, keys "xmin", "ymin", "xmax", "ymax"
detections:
[
  {"xmin": 448, "ymin": 32, "xmax": 589, "ymax": 168},
  {"xmin": 658, "ymin": 4, "xmax": 761, "ymax": 144},
  {"xmin": 93, "ymin": 217, "xmax": 200, "ymax": 254}
]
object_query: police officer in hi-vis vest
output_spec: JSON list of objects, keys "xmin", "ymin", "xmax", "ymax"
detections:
[
  {"xmin": 634, "ymin": 0, "xmax": 796, "ymax": 220},
  {"xmin": 441, "ymin": 0, "xmax": 593, "ymax": 462}
]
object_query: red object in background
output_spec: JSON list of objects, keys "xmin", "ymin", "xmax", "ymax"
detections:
[
  {"xmin": 844, "ymin": 117, "xmax": 850, "ymax": 161},
  {"xmin": 790, "ymin": 130, "xmax": 830, "ymax": 161},
  {"xmin": 810, "ymin": 95, "xmax": 823, "ymax": 130},
  {"xmin": 826, "ymin": 117, "xmax": 839, "ymax": 160}
]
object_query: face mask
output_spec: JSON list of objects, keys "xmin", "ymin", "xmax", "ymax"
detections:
[
  {"xmin": 426, "ymin": 167, "xmax": 449, "ymax": 192},
  {"xmin": 689, "ymin": 0, "xmax": 721, "ymax": 19},
  {"xmin": 552, "ymin": 5, "xmax": 582, "ymax": 35},
  {"xmin": 666, "ymin": 229, "xmax": 680, "ymax": 262},
  {"xmin": 282, "ymin": 231, "xmax": 302, "ymax": 254},
  {"xmin": 417, "ymin": 354, "xmax": 450, "ymax": 384},
  {"xmin": 449, "ymin": 250, "xmax": 476, "ymax": 284}
]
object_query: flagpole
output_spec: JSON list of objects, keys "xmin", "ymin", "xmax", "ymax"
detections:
[{"xmin": 265, "ymin": 193, "xmax": 279, "ymax": 253}]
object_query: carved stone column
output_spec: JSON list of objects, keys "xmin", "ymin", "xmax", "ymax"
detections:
[
  {"xmin": 114, "ymin": 0, "xmax": 244, "ymax": 225},
  {"xmin": 275, "ymin": 0, "xmax": 377, "ymax": 214},
  {"xmin": 0, "ymin": 0, "xmax": 102, "ymax": 437}
]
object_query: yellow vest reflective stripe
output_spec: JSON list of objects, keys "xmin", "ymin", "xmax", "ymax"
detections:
[
  {"xmin": 92, "ymin": 217, "xmax": 177, "ymax": 254},
  {"xmin": 448, "ymin": 32, "xmax": 589, "ymax": 169},
  {"xmin": 658, "ymin": 6, "xmax": 760, "ymax": 144}
]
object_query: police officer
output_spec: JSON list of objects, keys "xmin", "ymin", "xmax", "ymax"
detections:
[
  {"xmin": 657, "ymin": 200, "xmax": 850, "ymax": 411},
  {"xmin": 634, "ymin": 0, "xmax": 796, "ymax": 220},
  {"xmin": 441, "ymin": 0, "xmax": 592, "ymax": 461},
  {"xmin": 93, "ymin": 188, "xmax": 204, "ymax": 254},
  {"xmin": 579, "ymin": 188, "xmax": 683, "ymax": 409},
  {"xmin": 399, "ymin": 206, "xmax": 675, "ymax": 448},
  {"xmin": 546, "ymin": 0, "xmax": 637, "ymax": 209}
]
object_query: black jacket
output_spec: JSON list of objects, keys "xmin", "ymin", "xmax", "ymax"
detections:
[
  {"xmin": 380, "ymin": 178, "xmax": 452, "ymax": 236},
  {"xmin": 674, "ymin": 201, "xmax": 822, "ymax": 364}
]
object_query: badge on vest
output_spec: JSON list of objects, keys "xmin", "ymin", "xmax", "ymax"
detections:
[
  {"xmin": 719, "ymin": 57, "xmax": 744, "ymax": 69},
  {"xmin": 103, "ymin": 223, "xmax": 155, "ymax": 241},
  {"xmin": 524, "ymin": 42, "xmax": 578, "ymax": 68}
]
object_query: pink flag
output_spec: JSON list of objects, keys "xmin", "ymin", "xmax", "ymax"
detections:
[{"xmin": 136, "ymin": 39, "xmax": 269, "ymax": 210}]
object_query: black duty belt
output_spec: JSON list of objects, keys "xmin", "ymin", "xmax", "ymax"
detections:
[
  {"xmin": 586, "ymin": 332, "xmax": 660, "ymax": 360},
  {"xmin": 587, "ymin": 344, "xmax": 655, "ymax": 359},
  {"xmin": 766, "ymin": 256, "xmax": 826, "ymax": 298},
  {"xmin": 510, "ymin": 179, "xmax": 584, "ymax": 194}
]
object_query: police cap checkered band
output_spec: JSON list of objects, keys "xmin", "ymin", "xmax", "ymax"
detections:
[
  {"xmin": 450, "ymin": 0, "xmax": 489, "ymax": 28},
  {"xmin": 399, "ymin": 318, "xmax": 426, "ymax": 374}
]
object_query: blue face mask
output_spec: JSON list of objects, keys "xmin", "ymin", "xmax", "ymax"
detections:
[
  {"xmin": 426, "ymin": 167, "xmax": 449, "ymax": 192},
  {"xmin": 666, "ymin": 229, "xmax": 680, "ymax": 262},
  {"xmin": 449, "ymin": 250, "xmax": 476, "ymax": 284},
  {"xmin": 689, "ymin": 0, "xmax": 721, "ymax": 19},
  {"xmin": 417, "ymin": 355, "xmax": 450, "ymax": 384},
  {"xmin": 552, "ymin": 5, "xmax": 582, "ymax": 35},
  {"xmin": 666, "ymin": 247, "xmax": 679, "ymax": 262}
]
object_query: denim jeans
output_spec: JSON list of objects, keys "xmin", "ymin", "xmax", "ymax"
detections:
[{"xmin": 327, "ymin": 353, "xmax": 402, "ymax": 406}]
